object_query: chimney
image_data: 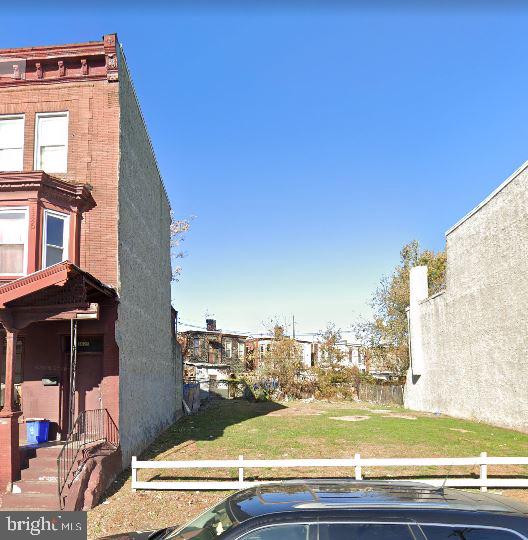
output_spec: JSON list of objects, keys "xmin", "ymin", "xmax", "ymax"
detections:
[
  {"xmin": 206, "ymin": 319, "xmax": 217, "ymax": 332},
  {"xmin": 409, "ymin": 266, "xmax": 428, "ymax": 376}
]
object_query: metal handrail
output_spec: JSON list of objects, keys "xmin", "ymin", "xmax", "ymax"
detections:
[{"xmin": 57, "ymin": 408, "xmax": 119, "ymax": 509}]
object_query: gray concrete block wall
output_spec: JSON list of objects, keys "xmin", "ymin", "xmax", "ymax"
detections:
[
  {"xmin": 115, "ymin": 46, "xmax": 182, "ymax": 465},
  {"xmin": 405, "ymin": 163, "xmax": 528, "ymax": 433}
]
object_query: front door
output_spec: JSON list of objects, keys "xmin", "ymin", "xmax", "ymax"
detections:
[{"xmin": 74, "ymin": 353, "xmax": 102, "ymax": 416}]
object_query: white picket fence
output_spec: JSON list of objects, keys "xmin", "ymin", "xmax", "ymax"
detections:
[{"xmin": 131, "ymin": 452, "xmax": 528, "ymax": 493}]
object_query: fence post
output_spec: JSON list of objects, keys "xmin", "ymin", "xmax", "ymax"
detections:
[
  {"xmin": 131, "ymin": 456, "xmax": 137, "ymax": 492},
  {"xmin": 480, "ymin": 452, "xmax": 488, "ymax": 492},
  {"xmin": 354, "ymin": 453, "xmax": 362, "ymax": 480},
  {"xmin": 239, "ymin": 455, "xmax": 244, "ymax": 484}
]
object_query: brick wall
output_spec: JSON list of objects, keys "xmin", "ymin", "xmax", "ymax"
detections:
[{"xmin": 0, "ymin": 80, "xmax": 120, "ymax": 286}]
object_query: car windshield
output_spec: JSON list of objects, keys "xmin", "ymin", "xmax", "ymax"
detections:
[{"xmin": 165, "ymin": 499, "xmax": 236, "ymax": 540}]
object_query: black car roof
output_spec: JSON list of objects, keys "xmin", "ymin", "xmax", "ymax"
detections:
[{"xmin": 226, "ymin": 479, "xmax": 528, "ymax": 522}]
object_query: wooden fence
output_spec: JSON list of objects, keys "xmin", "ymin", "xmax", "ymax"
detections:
[
  {"xmin": 358, "ymin": 383, "xmax": 404, "ymax": 405},
  {"xmin": 131, "ymin": 452, "xmax": 528, "ymax": 493}
]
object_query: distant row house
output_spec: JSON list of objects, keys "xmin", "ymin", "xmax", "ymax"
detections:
[
  {"xmin": 179, "ymin": 319, "xmax": 246, "ymax": 384},
  {"xmin": 180, "ymin": 319, "xmax": 366, "ymax": 380}
]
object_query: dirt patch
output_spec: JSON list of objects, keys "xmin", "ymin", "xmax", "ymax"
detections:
[
  {"xmin": 268, "ymin": 408, "xmax": 322, "ymax": 417},
  {"xmin": 330, "ymin": 416, "xmax": 370, "ymax": 422},
  {"xmin": 370, "ymin": 409, "xmax": 392, "ymax": 414},
  {"xmin": 383, "ymin": 414, "xmax": 417, "ymax": 420},
  {"xmin": 449, "ymin": 428, "xmax": 473, "ymax": 433}
]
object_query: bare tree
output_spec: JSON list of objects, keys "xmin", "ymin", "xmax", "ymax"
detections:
[{"xmin": 170, "ymin": 212, "xmax": 194, "ymax": 281}]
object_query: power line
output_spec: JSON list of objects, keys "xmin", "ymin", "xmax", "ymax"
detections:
[{"xmin": 177, "ymin": 318, "xmax": 360, "ymax": 339}]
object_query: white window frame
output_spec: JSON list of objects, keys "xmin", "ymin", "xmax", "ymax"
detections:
[
  {"xmin": 34, "ymin": 111, "xmax": 69, "ymax": 173},
  {"xmin": 0, "ymin": 207, "xmax": 28, "ymax": 277},
  {"xmin": 42, "ymin": 209, "xmax": 69, "ymax": 269},
  {"xmin": 238, "ymin": 342, "xmax": 244, "ymax": 358},
  {"xmin": 224, "ymin": 339, "xmax": 232, "ymax": 359},
  {"xmin": 0, "ymin": 114, "xmax": 25, "ymax": 172}
]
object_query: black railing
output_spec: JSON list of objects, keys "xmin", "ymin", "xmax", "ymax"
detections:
[{"xmin": 57, "ymin": 408, "xmax": 119, "ymax": 508}]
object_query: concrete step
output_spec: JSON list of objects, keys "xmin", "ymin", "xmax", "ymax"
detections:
[
  {"xmin": 21, "ymin": 465, "xmax": 57, "ymax": 482},
  {"xmin": 1, "ymin": 492, "xmax": 59, "ymax": 510},
  {"xmin": 21, "ymin": 455, "xmax": 60, "ymax": 468},
  {"xmin": 21, "ymin": 444, "xmax": 64, "ymax": 459},
  {"xmin": 13, "ymin": 479, "xmax": 58, "ymax": 495}
]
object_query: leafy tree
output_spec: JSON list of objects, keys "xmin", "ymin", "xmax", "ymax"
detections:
[
  {"xmin": 315, "ymin": 324, "xmax": 361, "ymax": 397},
  {"xmin": 316, "ymin": 323, "xmax": 346, "ymax": 369},
  {"xmin": 257, "ymin": 324, "xmax": 304, "ymax": 390},
  {"xmin": 355, "ymin": 240, "xmax": 446, "ymax": 376}
]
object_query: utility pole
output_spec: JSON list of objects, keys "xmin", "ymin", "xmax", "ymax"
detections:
[{"xmin": 292, "ymin": 315, "xmax": 296, "ymax": 340}]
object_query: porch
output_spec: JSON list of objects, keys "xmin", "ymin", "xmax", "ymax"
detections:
[{"xmin": 0, "ymin": 261, "xmax": 120, "ymax": 499}]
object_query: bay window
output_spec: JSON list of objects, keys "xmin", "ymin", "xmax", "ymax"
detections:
[
  {"xmin": 0, "ymin": 208, "xmax": 28, "ymax": 276},
  {"xmin": 42, "ymin": 210, "xmax": 68, "ymax": 268},
  {"xmin": 35, "ymin": 112, "xmax": 68, "ymax": 173},
  {"xmin": 0, "ymin": 115, "xmax": 24, "ymax": 172}
]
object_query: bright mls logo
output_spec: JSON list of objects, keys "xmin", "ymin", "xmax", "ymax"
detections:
[{"xmin": 2, "ymin": 512, "xmax": 86, "ymax": 539}]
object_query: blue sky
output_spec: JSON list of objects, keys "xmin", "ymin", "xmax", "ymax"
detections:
[{"xmin": 3, "ymin": 3, "xmax": 528, "ymax": 337}]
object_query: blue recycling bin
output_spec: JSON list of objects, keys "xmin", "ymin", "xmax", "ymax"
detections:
[{"xmin": 26, "ymin": 419, "xmax": 50, "ymax": 444}]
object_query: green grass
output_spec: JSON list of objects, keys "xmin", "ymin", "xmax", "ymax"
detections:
[
  {"xmin": 144, "ymin": 400, "xmax": 528, "ymax": 466},
  {"xmin": 88, "ymin": 400, "xmax": 528, "ymax": 539}
]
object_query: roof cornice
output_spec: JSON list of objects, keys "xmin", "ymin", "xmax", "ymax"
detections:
[{"xmin": 0, "ymin": 33, "xmax": 118, "ymax": 86}]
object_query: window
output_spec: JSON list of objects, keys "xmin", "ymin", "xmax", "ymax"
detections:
[
  {"xmin": 240, "ymin": 524, "xmax": 310, "ymax": 540},
  {"xmin": 0, "ymin": 208, "xmax": 28, "ymax": 275},
  {"xmin": 167, "ymin": 498, "xmax": 235, "ymax": 540},
  {"xmin": 238, "ymin": 342, "xmax": 245, "ymax": 358},
  {"xmin": 0, "ymin": 115, "xmax": 24, "ymax": 171},
  {"xmin": 224, "ymin": 339, "xmax": 232, "ymax": 359},
  {"xmin": 193, "ymin": 337, "xmax": 200, "ymax": 355},
  {"xmin": 319, "ymin": 523, "xmax": 415, "ymax": 540},
  {"xmin": 420, "ymin": 525, "xmax": 521, "ymax": 539},
  {"xmin": 35, "ymin": 112, "xmax": 68, "ymax": 173},
  {"xmin": 42, "ymin": 210, "xmax": 68, "ymax": 268}
]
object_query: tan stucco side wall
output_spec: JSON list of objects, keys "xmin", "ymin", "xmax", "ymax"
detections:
[
  {"xmin": 405, "ymin": 164, "xmax": 528, "ymax": 433},
  {"xmin": 115, "ymin": 47, "xmax": 182, "ymax": 465}
]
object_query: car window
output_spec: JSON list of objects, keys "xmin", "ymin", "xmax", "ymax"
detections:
[
  {"xmin": 319, "ymin": 523, "xmax": 416, "ymax": 539},
  {"xmin": 420, "ymin": 525, "xmax": 523, "ymax": 539},
  {"xmin": 239, "ymin": 524, "xmax": 310, "ymax": 540},
  {"xmin": 167, "ymin": 499, "xmax": 235, "ymax": 540}
]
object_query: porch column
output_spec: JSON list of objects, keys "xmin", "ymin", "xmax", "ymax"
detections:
[
  {"xmin": 3, "ymin": 329, "xmax": 18, "ymax": 413},
  {"xmin": 0, "ymin": 329, "xmax": 21, "ymax": 492}
]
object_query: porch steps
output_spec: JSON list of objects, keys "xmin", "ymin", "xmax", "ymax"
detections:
[{"xmin": 0, "ymin": 443, "xmax": 62, "ymax": 510}]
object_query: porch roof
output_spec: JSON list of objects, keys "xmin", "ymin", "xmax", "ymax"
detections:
[{"xmin": 0, "ymin": 261, "xmax": 116, "ymax": 308}]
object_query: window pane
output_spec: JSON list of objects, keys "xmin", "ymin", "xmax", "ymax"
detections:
[
  {"xmin": 0, "ymin": 117, "xmax": 23, "ymax": 148},
  {"xmin": 420, "ymin": 525, "xmax": 520, "ymax": 539},
  {"xmin": 40, "ymin": 145, "xmax": 67, "ymax": 173},
  {"xmin": 0, "ymin": 148, "xmax": 23, "ymax": 171},
  {"xmin": 0, "ymin": 212, "xmax": 26, "ymax": 244},
  {"xmin": 45, "ymin": 245, "xmax": 63, "ymax": 267},
  {"xmin": 320, "ymin": 523, "xmax": 414, "ymax": 540},
  {"xmin": 0, "ymin": 245, "xmax": 24, "ymax": 274},
  {"xmin": 37, "ymin": 115, "xmax": 68, "ymax": 145},
  {"xmin": 46, "ymin": 215, "xmax": 64, "ymax": 247},
  {"xmin": 241, "ymin": 524, "xmax": 309, "ymax": 540}
]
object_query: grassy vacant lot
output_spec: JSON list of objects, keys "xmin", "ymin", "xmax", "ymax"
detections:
[{"xmin": 88, "ymin": 400, "xmax": 528, "ymax": 539}]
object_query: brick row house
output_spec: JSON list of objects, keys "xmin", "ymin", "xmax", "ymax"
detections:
[
  {"xmin": 180, "ymin": 319, "xmax": 247, "ymax": 384},
  {"xmin": 0, "ymin": 34, "xmax": 182, "ymax": 509}
]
